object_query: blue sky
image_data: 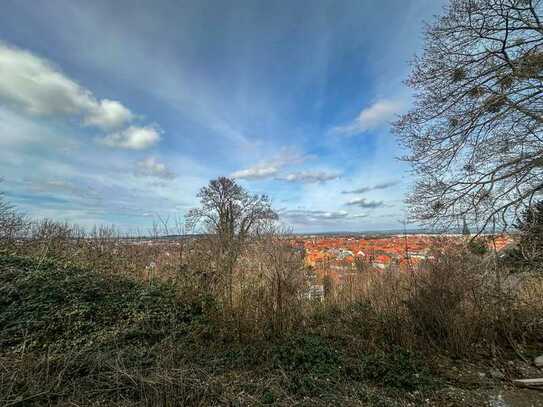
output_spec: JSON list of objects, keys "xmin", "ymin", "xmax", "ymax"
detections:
[{"xmin": 0, "ymin": 0, "xmax": 446, "ymax": 233}]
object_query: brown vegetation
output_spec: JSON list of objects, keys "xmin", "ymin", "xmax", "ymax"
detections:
[{"xmin": 1, "ymin": 192, "xmax": 542, "ymax": 405}]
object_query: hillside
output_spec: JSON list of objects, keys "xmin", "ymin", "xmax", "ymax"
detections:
[{"xmin": 1, "ymin": 254, "xmax": 542, "ymax": 406}]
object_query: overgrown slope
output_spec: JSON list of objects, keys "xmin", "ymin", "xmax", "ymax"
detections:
[
  {"xmin": 1, "ymin": 255, "xmax": 541, "ymax": 406},
  {"xmin": 0, "ymin": 255, "xmax": 198, "ymax": 353}
]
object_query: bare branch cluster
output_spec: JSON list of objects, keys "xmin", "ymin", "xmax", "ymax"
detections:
[
  {"xmin": 0, "ymin": 190, "xmax": 27, "ymax": 246},
  {"xmin": 394, "ymin": 0, "xmax": 543, "ymax": 232}
]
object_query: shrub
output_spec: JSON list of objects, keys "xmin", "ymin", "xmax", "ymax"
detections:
[
  {"xmin": 0, "ymin": 192, "xmax": 27, "ymax": 251},
  {"xmin": 272, "ymin": 335, "xmax": 341, "ymax": 375},
  {"xmin": 358, "ymin": 347, "xmax": 432, "ymax": 390},
  {"xmin": 0, "ymin": 255, "xmax": 199, "ymax": 352}
]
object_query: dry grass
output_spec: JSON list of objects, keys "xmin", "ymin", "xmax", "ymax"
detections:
[
  {"xmin": 3, "ymin": 217, "xmax": 542, "ymax": 352},
  {"xmin": 1, "ymin": 217, "xmax": 542, "ymax": 405}
]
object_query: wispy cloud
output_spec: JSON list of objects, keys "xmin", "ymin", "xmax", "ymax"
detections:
[
  {"xmin": 277, "ymin": 171, "xmax": 340, "ymax": 183},
  {"xmin": 231, "ymin": 149, "xmax": 310, "ymax": 180},
  {"xmin": 231, "ymin": 150, "xmax": 339, "ymax": 183},
  {"xmin": 20, "ymin": 178, "xmax": 101, "ymax": 202},
  {"xmin": 344, "ymin": 198, "xmax": 385, "ymax": 209},
  {"xmin": 231, "ymin": 165, "xmax": 280, "ymax": 180},
  {"xmin": 278, "ymin": 209, "xmax": 368, "ymax": 225},
  {"xmin": 332, "ymin": 99, "xmax": 406, "ymax": 135},
  {"xmin": 134, "ymin": 157, "xmax": 176, "ymax": 180},
  {"xmin": 342, "ymin": 180, "xmax": 399, "ymax": 194}
]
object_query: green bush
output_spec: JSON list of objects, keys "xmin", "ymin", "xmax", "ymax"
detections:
[
  {"xmin": 272, "ymin": 335, "xmax": 341, "ymax": 375},
  {"xmin": 346, "ymin": 347, "xmax": 432, "ymax": 391},
  {"xmin": 0, "ymin": 255, "xmax": 200, "ymax": 352}
]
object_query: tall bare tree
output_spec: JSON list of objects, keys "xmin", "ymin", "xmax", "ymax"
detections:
[
  {"xmin": 186, "ymin": 177, "xmax": 277, "ymax": 308},
  {"xmin": 394, "ymin": 0, "xmax": 543, "ymax": 232}
]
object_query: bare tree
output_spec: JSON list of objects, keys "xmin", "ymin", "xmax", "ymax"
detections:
[
  {"xmin": 394, "ymin": 0, "xmax": 543, "ymax": 232},
  {"xmin": 0, "ymin": 186, "xmax": 27, "ymax": 248},
  {"xmin": 186, "ymin": 177, "xmax": 277, "ymax": 308}
]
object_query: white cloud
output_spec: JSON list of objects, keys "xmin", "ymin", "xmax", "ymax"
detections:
[
  {"xmin": 0, "ymin": 42, "xmax": 133, "ymax": 130},
  {"xmin": 231, "ymin": 165, "xmax": 279, "ymax": 180},
  {"xmin": 135, "ymin": 157, "xmax": 176, "ymax": 180},
  {"xmin": 232, "ymin": 151, "xmax": 339, "ymax": 184},
  {"xmin": 231, "ymin": 149, "xmax": 310, "ymax": 180},
  {"xmin": 333, "ymin": 98, "xmax": 405, "ymax": 135},
  {"xmin": 277, "ymin": 171, "xmax": 340, "ymax": 183},
  {"xmin": 84, "ymin": 99, "xmax": 134, "ymax": 130},
  {"xmin": 99, "ymin": 126, "xmax": 161, "ymax": 150},
  {"xmin": 278, "ymin": 209, "xmax": 368, "ymax": 225}
]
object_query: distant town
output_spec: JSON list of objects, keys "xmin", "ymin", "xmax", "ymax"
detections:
[{"xmin": 289, "ymin": 234, "xmax": 513, "ymax": 286}]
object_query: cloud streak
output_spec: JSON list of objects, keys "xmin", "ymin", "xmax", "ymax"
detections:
[
  {"xmin": 231, "ymin": 165, "xmax": 279, "ymax": 180},
  {"xmin": 342, "ymin": 180, "xmax": 399, "ymax": 194},
  {"xmin": 20, "ymin": 178, "xmax": 101, "ymax": 202},
  {"xmin": 276, "ymin": 171, "xmax": 340, "ymax": 183},
  {"xmin": 231, "ymin": 150, "xmax": 310, "ymax": 180},
  {"xmin": 278, "ymin": 209, "xmax": 368, "ymax": 225},
  {"xmin": 333, "ymin": 99, "xmax": 406, "ymax": 135},
  {"xmin": 344, "ymin": 198, "xmax": 385, "ymax": 209},
  {"xmin": 231, "ymin": 150, "xmax": 339, "ymax": 184}
]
